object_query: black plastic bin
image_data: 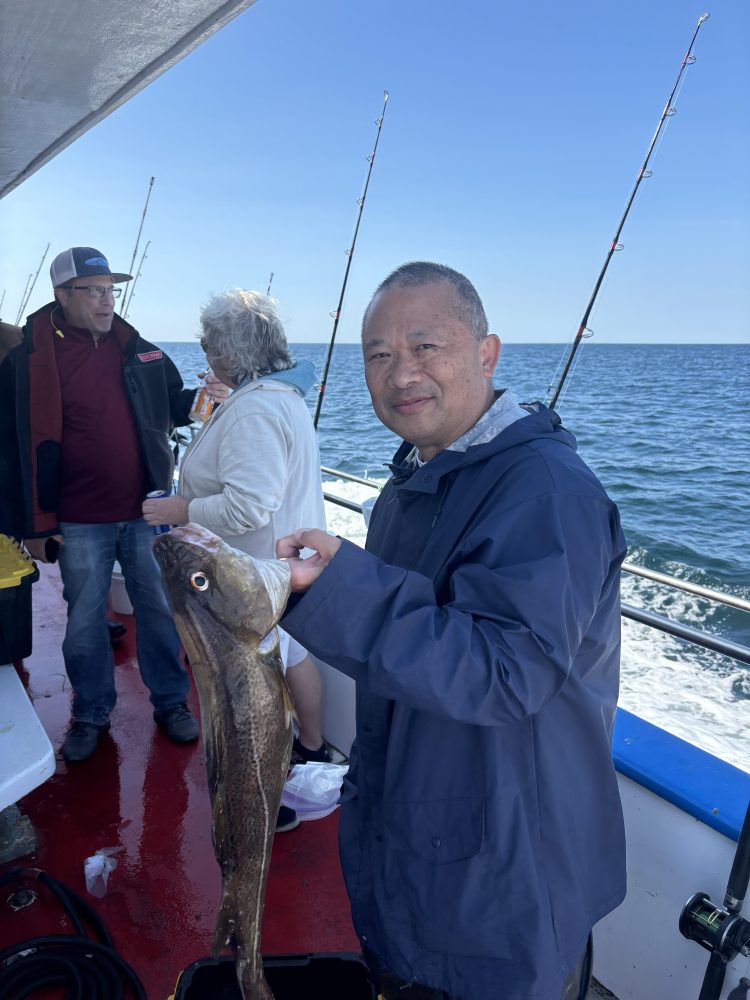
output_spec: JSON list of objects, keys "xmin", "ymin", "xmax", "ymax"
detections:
[
  {"xmin": 173, "ymin": 952, "xmax": 377, "ymax": 1000},
  {"xmin": 0, "ymin": 567, "xmax": 38, "ymax": 664}
]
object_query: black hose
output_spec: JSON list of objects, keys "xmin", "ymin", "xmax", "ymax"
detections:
[{"xmin": 0, "ymin": 867, "xmax": 146, "ymax": 999}]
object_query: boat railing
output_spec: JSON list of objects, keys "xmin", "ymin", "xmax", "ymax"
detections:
[
  {"xmin": 320, "ymin": 466, "xmax": 382, "ymax": 488},
  {"xmin": 321, "ymin": 470, "xmax": 750, "ymax": 667}
]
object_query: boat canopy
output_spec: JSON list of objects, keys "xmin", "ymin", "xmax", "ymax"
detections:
[{"xmin": 0, "ymin": 0, "xmax": 256, "ymax": 199}]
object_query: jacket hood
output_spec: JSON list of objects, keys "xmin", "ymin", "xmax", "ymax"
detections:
[
  {"xmin": 389, "ymin": 397, "xmax": 577, "ymax": 481},
  {"xmin": 257, "ymin": 358, "xmax": 317, "ymax": 397}
]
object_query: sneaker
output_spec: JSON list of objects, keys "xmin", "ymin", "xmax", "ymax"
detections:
[
  {"xmin": 62, "ymin": 721, "xmax": 110, "ymax": 763},
  {"xmin": 289, "ymin": 735, "xmax": 332, "ymax": 766},
  {"xmin": 154, "ymin": 705, "xmax": 199, "ymax": 743},
  {"xmin": 107, "ymin": 619, "xmax": 127, "ymax": 644},
  {"xmin": 276, "ymin": 805, "xmax": 300, "ymax": 833}
]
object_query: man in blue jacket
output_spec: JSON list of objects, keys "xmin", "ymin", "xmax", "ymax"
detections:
[{"xmin": 278, "ymin": 262, "xmax": 627, "ymax": 1000}]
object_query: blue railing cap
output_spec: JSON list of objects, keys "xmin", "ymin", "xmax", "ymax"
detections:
[{"xmin": 614, "ymin": 707, "xmax": 750, "ymax": 841}]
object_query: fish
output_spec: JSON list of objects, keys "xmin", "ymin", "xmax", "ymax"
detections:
[{"xmin": 154, "ymin": 523, "xmax": 294, "ymax": 1000}]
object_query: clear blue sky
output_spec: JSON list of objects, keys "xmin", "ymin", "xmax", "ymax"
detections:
[{"xmin": 2, "ymin": 0, "xmax": 748, "ymax": 344}]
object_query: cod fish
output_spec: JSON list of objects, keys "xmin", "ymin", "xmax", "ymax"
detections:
[{"xmin": 154, "ymin": 523, "xmax": 294, "ymax": 1000}]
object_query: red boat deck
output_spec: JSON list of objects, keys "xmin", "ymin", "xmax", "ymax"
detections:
[{"xmin": 0, "ymin": 564, "xmax": 359, "ymax": 998}]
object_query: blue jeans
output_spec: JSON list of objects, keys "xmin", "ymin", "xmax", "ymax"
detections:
[{"xmin": 58, "ymin": 519, "xmax": 189, "ymax": 725}]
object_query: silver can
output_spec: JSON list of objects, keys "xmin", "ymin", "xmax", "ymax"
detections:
[{"xmin": 145, "ymin": 490, "xmax": 171, "ymax": 535}]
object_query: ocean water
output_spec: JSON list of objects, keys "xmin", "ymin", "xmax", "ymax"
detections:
[{"xmin": 160, "ymin": 340, "xmax": 750, "ymax": 772}]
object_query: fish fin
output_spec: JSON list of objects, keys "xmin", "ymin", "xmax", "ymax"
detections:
[
  {"xmin": 280, "ymin": 668, "xmax": 298, "ymax": 728},
  {"xmin": 263, "ymin": 636, "xmax": 297, "ymax": 728}
]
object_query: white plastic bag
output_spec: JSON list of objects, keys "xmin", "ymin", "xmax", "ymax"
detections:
[
  {"xmin": 281, "ymin": 762, "xmax": 348, "ymax": 821},
  {"xmin": 84, "ymin": 846, "xmax": 121, "ymax": 898}
]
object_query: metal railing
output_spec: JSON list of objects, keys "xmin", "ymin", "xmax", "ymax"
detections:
[
  {"xmin": 621, "ymin": 562, "xmax": 750, "ymax": 613},
  {"xmin": 321, "ymin": 466, "xmax": 381, "ymax": 488},
  {"xmin": 321, "ymin": 475, "xmax": 750, "ymax": 668}
]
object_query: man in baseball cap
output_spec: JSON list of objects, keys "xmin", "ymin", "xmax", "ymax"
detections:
[{"xmin": 0, "ymin": 244, "xmax": 219, "ymax": 761}]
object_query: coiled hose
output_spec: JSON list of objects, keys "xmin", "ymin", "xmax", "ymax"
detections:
[{"xmin": 0, "ymin": 867, "xmax": 146, "ymax": 999}]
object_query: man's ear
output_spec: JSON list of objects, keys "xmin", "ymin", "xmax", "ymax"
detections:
[{"xmin": 480, "ymin": 333, "xmax": 501, "ymax": 377}]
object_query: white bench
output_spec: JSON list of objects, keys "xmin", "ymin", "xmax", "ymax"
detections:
[{"xmin": 0, "ymin": 662, "xmax": 55, "ymax": 812}]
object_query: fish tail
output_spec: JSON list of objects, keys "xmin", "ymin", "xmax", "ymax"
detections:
[{"xmin": 237, "ymin": 951, "xmax": 274, "ymax": 999}]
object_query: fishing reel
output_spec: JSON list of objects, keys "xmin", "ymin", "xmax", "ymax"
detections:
[
  {"xmin": 680, "ymin": 891, "xmax": 750, "ymax": 961},
  {"xmin": 679, "ymin": 798, "xmax": 750, "ymax": 1000}
]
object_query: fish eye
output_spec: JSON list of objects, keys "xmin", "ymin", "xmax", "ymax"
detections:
[{"xmin": 190, "ymin": 572, "xmax": 209, "ymax": 591}]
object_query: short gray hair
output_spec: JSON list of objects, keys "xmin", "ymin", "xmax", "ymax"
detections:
[
  {"xmin": 363, "ymin": 262, "xmax": 489, "ymax": 341},
  {"xmin": 199, "ymin": 289, "xmax": 294, "ymax": 381}
]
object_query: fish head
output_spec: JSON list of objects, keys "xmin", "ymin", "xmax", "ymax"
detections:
[{"xmin": 153, "ymin": 524, "xmax": 292, "ymax": 653}]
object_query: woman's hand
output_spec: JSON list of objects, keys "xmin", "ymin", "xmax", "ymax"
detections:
[
  {"xmin": 142, "ymin": 495, "xmax": 190, "ymax": 528},
  {"xmin": 200, "ymin": 371, "xmax": 231, "ymax": 402},
  {"xmin": 276, "ymin": 529, "xmax": 342, "ymax": 592}
]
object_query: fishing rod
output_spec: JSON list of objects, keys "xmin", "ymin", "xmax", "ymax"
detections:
[
  {"xmin": 120, "ymin": 176, "xmax": 155, "ymax": 315},
  {"xmin": 313, "ymin": 90, "xmax": 389, "ymax": 430},
  {"xmin": 266, "ymin": 272, "xmax": 274, "ymax": 296},
  {"xmin": 0, "ymin": 289, "xmax": 6, "ymax": 315},
  {"xmin": 123, "ymin": 240, "xmax": 151, "ymax": 320},
  {"xmin": 547, "ymin": 13, "xmax": 710, "ymax": 410},
  {"xmin": 14, "ymin": 242, "xmax": 51, "ymax": 324},
  {"xmin": 14, "ymin": 274, "xmax": 32, "ymax": 326}
]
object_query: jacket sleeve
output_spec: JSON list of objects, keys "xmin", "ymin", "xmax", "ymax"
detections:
[
  {"xmin": 282, "ymin": 492, "xmax": 624, "ymax": 726},
  {"xmin": 186, "ymin": 403, "xmax": 289, "ymax": 538},
  {"xmin": 164, "ymin": 352, "xmax": 197, "ymax": 428},
  {"xmin": 0, "ymin": 352, "xmax": 25, "ymax": 536}
]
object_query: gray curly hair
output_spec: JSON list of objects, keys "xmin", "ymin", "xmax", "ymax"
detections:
[{"xmin": 199, "ymin": 289, "xmax": 294, "ymax": 381}]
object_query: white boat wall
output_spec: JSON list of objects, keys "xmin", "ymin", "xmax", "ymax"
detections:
[{"xmin": 600, "ymin": 712, "xmax": 750, "ymax": 999}]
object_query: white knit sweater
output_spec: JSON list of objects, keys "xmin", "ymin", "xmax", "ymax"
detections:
[{"xmin": 179, "ymin": 379, "xmax": 326, "ymax": 559}]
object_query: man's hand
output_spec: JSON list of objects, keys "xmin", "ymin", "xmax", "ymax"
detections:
[
  {"xmin": 276, "ymin": 529, "xmax": 342, "ymax": 592},
  {"xmin": 24, "ymin": 534, "xmax": 63, "ymax": 563},
  {"xmin": 142, "ymin": 495, "xmax": 190, "ymax": 527}
]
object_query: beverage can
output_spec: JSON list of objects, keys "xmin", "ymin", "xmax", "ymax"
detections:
[
  {"xmin": 189, "ymin": 384, "xmax": 215, "ymax": 423},
  {"xmin": 145, "ymin": 490, "xmax": 171, "ymax": 535}
]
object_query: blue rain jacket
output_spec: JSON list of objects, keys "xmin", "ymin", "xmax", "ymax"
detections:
[{"xmin": 283, "ymin": 403, "xmax": 627, "ymax": 1000}]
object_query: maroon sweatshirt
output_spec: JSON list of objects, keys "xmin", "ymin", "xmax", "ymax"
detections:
[{"xmin": 53, "ymin": 316, "xmax": 148, "ymax": 522}]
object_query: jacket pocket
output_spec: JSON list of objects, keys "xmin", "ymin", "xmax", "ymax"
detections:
[
  {"xmin": 138, "ymin": 427, "xmax": 174, "ymax": 492},
  {"xmin": 383, "ymin": 797, "xmax": 512, "ymax": 960}
]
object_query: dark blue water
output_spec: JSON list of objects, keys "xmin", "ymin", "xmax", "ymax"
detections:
[{"xmin": 161, "ymin": 340, "xmax": 750, "ymax": 768}]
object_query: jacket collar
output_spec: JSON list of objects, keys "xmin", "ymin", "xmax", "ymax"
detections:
[{"xmin": 25, "ymin": 300, "xmax": 139, "ymax": 357}]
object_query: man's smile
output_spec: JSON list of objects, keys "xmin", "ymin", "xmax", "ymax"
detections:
[{"xmin": 391, "ymin": 395, "xmax": 432, "ymax": 415}]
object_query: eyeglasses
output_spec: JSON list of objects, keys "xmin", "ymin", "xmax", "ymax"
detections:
[
  {"xmin": 60, "ymin": 285, "xmax": 122, "ymax": 300},
  {"xmin": 199, "ymin": 337, "xmax": 219, "ymax": 361}
]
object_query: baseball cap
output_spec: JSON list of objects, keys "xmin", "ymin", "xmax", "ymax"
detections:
[{"xmin": 50, "ymin": 247, "xmax": 132, "ymax": 288}]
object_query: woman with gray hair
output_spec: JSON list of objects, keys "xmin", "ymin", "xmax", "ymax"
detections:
[{"xmin": 143, "ymin": 289, "xmax": 329, "ymax": 831}]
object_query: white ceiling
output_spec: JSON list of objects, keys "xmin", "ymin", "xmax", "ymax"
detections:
[{"xmin": 0, "ymin": 0, "xmax": 256, "ymax": 199}]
